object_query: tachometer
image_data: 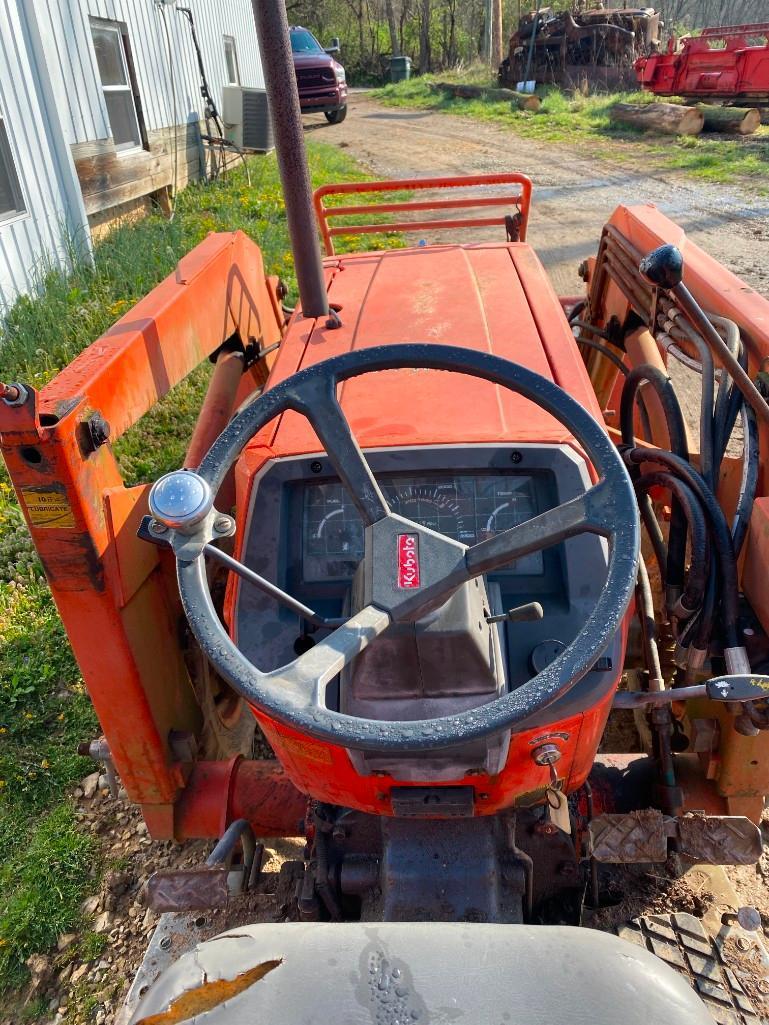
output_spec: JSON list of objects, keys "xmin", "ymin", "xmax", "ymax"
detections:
[{"xmin": 384, "ymin": 483, "xmax": 469, "ymax": 541}]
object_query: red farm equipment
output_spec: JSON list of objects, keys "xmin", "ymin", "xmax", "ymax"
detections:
[
  {"xmin": 1, "ymin": 3, "xmax": 769, "ymax": 1023},
  {"xmin": 636, "ymin": 23, "xmax": 769, "ymax": 104}
]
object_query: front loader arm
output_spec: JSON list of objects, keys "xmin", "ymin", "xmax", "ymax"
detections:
[{"xmin": 0, "ymin": 231, "xmax": 285, "ymax": 838}]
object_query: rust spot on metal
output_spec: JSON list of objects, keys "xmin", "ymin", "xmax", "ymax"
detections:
[{"xmin": 135, "ymin": 958, "xmax": 282, "ymax": 1024}]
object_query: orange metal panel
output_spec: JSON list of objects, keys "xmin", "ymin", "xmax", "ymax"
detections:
[
  {"xmin": 0, "ymin": 232, "xmax": 285, "ymax": 835},
  {"xmin": 254, "ymin": 681, "xmax": 620, "ymax": 818},
  {"xmin": 37, "ymin": 232, "xmax": 283, "ymax": 438},
  {"xmin": 248, "ymin": 243, "xmax": 598, "ymax": 464}
]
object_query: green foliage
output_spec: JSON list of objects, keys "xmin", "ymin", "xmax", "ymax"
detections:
[
  {"xmin": 0, "ymin": 804, "xmax": 96, "ymax": 992},
  {"xmin": 374, "ymin": 77, "xmax": 769, "ymax": 183},
  {"xmin": 287, "ymin": 0, "xmax": 517, "ymax": 83},
  {"xmin": 0, "ymin": 470, "xmax": 40, "ymax": 587},
  {"xmin": 0, "ymin": 579, "xmax": 95, "ymax": 826}
]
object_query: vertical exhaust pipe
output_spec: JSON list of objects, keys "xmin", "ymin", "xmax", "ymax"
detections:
[{"xmin": 251, "ymin": 0, "xmax": 329, "ymax": 318}]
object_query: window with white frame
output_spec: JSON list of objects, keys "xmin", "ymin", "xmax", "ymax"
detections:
[
  {"xmin": 90, "ymin": 19, "xmax": 144, "ymax": 151},
  {"xmin": 0, "ymin": 113, "xmax": 25, "ymax": 221},
  {"xmin": 224, "ymin": 36, "xmax": 241, "ymax": 85}
]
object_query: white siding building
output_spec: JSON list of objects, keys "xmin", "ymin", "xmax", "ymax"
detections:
[{"xmin": 0, "ymin": 0, "xmax": 264, "ymax": 308}]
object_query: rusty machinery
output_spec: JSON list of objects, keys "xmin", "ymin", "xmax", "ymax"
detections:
[{"xmin": 499, "ymin": 4, "xmax": 661, "ymax": 91}]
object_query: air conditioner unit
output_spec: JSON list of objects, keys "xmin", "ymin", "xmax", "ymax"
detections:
[{"xmin": 222, "ymin": 86, "xmax": 274, "ymax": 152}]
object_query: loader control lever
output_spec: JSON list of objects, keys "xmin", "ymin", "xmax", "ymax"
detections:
[{"xmin": 152, "ymin": 344, "xmax": 639, "ymax": 752}]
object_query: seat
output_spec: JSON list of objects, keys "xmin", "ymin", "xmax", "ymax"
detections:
[{"xmin": 129, "ymin": 921, "xmax": 711, "ymax": 1024}]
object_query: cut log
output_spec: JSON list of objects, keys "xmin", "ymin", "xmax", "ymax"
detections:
[
  {"xmin": 610, "ymin": 102, "xmax": 704, "ymax": 136},
  {"xmin": 698, "ymin": 105, "xmax": 762, "ymax": 136},
  {"xmin": 430, "ymin": 81, "xmax": 541, "ymax": 110}
]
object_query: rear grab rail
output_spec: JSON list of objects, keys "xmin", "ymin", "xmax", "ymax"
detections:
[{"xmin": 313, "ymin": 173, "xmax": 533, "ymax": 256}]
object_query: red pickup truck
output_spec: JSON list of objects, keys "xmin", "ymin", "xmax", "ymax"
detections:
[{"xmin": 290, "ymin": 26, "xmax": 348, "ymax": 124}]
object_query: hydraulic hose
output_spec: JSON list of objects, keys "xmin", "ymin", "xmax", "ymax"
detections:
[
  {"xmin": 638, "ymin": 491, "xmax": 668, "ymax": 583},
  {"xmin": 685, "ymin": 569, "xmax": 719, "ymax": 674},
  {"xmin": 708, "ymin": 335, "xmax": 759, "ymax": 556},
  {"xmin": 633, "ymin": 472, "xmax": 710, "ymax": 617},
  {"xmin": 732, "ymin": 403, "xmax": 759, "ymax": 557},
  {"xmin": 574, "ymin": 332, "xmax": 653, "ymax": 440},
  {"xmin": 622, "ymin": 447, "xmax": 740, "ymax": 651},
  {"xmin": 712, "ymin": 326, "xmax": 742, "ymax": 473},
  {"xmin": 620, "ymin": 365, "xmax": 689, "ymax": 608},
  {"xmin": 575, "ymin": 335, "xmax": 629, "ymax": 376},
  {"xmin": 661, "ymin": 312, "xmax": 716, "ymax": 492},
  {"xmin": 713, "ymin": 334, "xmax": 746, "ymax": 476}
]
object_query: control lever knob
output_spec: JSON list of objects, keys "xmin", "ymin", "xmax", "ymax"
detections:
[
  {"xmin": 639, "ymin": 244, "xmax": 684, "ymax": 289},
  {"xmin": 485, "ymin": 601, "xmax": 544, "ymax": 626}
]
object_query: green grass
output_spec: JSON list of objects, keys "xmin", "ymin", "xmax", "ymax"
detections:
[
  {"xmin": 0, "ymin": 140, "xmax": 391, "ymax": 996},
  {"xmin": 373, "ymin": 74, "xmax": 769, "ymax": 185},
  {"xmin": 0, "ymin": 805, "xmax": 96, "ymax": 991}
]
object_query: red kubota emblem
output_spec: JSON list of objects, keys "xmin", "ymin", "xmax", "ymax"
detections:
[{"xmin": 397, "ymin": 534, "xmax": 420, "ymax": 589}]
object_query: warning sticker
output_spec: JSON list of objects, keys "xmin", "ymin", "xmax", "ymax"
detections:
[
  {"xmin": 278, "ymin": 733, "xmax": 334, "ymax": 765},
  {"xmin": 22, "ymin": 487, "xmax": 76, "ymax": 529}
]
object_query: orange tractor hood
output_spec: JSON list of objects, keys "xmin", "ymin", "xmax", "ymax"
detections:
[{"xmin": 244, "ymin": 242, "xmax": 603, "ymax": 465}]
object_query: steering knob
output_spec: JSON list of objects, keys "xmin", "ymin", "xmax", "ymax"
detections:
[
  {"xmin": 639, "ymin": 244, "xmax": 684, "ymax": 289},
  {"xmin": 148, "ymin": 470, "xmax": 213, "ymax": 531}
]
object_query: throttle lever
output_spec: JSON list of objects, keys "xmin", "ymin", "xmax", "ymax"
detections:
[{"xmin": 485, "ymin": 601, "xmax": 544, "ymax": 625}]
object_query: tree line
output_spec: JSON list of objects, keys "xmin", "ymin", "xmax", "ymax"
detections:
[
  {"xmin": 285, "ymin": 0, "xmax": 769, "ymax": 83},
  {"xmin": 660, "ymin": 0, "xmax": 768, "ymax": 32}
]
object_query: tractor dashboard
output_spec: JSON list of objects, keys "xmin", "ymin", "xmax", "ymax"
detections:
[
  {"xmin": 301, "ymin": 471, "xmax": 544, "ymax": 582},
  {"xmin": 232, "ymin": 442, "xmax": 622, "ymax": 739}
]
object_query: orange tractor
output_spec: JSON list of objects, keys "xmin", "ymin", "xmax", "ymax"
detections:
[{"xmin": 2, "ymin": 4, "xmax": 769, "ymax": 1023}]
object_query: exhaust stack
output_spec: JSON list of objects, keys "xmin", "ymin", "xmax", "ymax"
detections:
[{"xmin": 251, "ymin": 1, "xmax": 329, "ymax": 319}]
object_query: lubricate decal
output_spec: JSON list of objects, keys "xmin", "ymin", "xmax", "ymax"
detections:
[
  {"xmin": 397, "ymin": 533, "xmax": 420, "ymax": 589},
  {"xmin": 21, "ymin": 486, "xmax": 76, "ymax": 529}
]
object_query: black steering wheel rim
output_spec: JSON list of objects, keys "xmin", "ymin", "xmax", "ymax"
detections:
[{"xmin": 176, "ymin": 343, "xmax": 639, "ymax": 752}]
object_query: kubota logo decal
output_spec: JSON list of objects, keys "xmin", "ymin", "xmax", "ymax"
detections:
[{"xmin": 397, "ymin": 534, "xmax": 420, "ymax": 589}]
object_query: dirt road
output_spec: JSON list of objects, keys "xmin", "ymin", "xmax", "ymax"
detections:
[{"xmin": 309, "ymin": 93, "xmax": 769, "ymax": 299}]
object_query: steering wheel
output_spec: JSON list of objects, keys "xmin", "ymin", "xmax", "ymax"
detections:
[{"xmin": 149, "ymin": 344, "xmax": 639, "ymax": 752}]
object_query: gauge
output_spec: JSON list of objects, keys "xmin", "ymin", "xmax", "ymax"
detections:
[
  {"xmin": 301, "ymin": 473, "xmax": 544, "ymax": 581},
  {"xmin": 385, "ymin": 483, "xmax": 469, "ymax": 540}
]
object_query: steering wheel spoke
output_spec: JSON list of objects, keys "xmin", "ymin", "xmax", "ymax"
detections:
[
  {"xmin": 277, "ymin": 605, "xmax": 392, "ymax": 705},
  {"xmin": 288, "ymin": 373, "xmax": 390, "ymax": 527},
  {"xmin": 466, "ymin": 480, "xmax": 614, "ymax": 577}
]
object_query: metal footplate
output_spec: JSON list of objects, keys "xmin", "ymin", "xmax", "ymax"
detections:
[
  {"xmin": 589, "ymin": 811, "xmax": 762, "ymax": 865},
  {"xmin": 618, "ymin": 913, "xmax": 768, "ymax": 1024}
]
